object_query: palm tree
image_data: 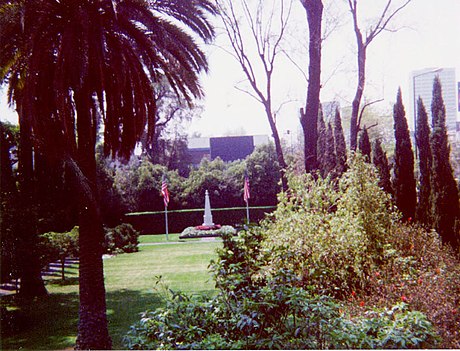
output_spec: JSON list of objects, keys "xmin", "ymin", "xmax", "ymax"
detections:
[
  {"xmin": 0, "ymin": 0, "xmax": 48, "ymax": 299},
  {"xmin": 0, "ymin": 0, "xmax": 216, "ymax": 349}
]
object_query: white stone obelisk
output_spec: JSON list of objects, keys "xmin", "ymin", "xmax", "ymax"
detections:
[{"xmin": 202, "ymin": 190, "xmax": 214, "ymax": 226}]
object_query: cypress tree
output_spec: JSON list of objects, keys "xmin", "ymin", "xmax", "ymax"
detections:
[
  {"xmin": 317, "ymin": 106, "xmax": 327, "ymax": 177},
  {"xmin": 333, "ymin": 107, "xmax": 347, "ymax": 177},
  {"xmin": 430, "ymin": 76, "xmax": 460, "ymax": 250},
  {"xmin": 415, "ymin": 97, "xmax": 433, "ymax": 226},
  {"xmin": 372, "ymin": 139, "xmax": 393, "ymax": 195},
  {"xmin": 393, "ymin": 88, "xmax": 416, "ymax": 220},
  {"xmin": 358, "ymin": 127, "xmax": 371, "ymax": 162},
  {"xmin": 324, "ymin": 123, "xmax": 337, "ymax": 178}
]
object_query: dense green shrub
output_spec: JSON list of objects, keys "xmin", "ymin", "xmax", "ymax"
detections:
[
  {"xmin": 365, "ymin": 222, "xmax": 460, "ymax": 348},
  {"xmin": 104, "ymin": 223, "xmax": 140, "ymax": 254},
  {"xmin": 262, "ymin": 154, "xmax": 393, "ymax": 297},
  {"xmin": 334, "ymin": 303, "xmax": 439, "ymax": 349},
  {"xmin": 124, "ymin": 231, "xmax": 439, "ymax": 350}
]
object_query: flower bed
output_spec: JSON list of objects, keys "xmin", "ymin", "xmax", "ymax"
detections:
[{"xmin": 179, "ymin": 225, "xmax": 237, "ymax": 239}]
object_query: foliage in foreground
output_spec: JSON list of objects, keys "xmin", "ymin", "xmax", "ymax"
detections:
[
  {"xmin": 262, "ymin": 155, "xmax": 393, "ymax": 297},
  {"xmin": 124, "ymin": 231, "xmax": 439, "ymax": 350},
  {"xmin": 125, "ymin": 156, "xmax": 459, "ymax": 348}
]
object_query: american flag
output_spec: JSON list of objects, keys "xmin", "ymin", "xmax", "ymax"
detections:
[
  {"xmin": 161, "ymin": 175, "xmax": 169, "ymax": 207},
  {"xmin": 243, "ymin": 172, "xmax": 250, "ymax": 203}
]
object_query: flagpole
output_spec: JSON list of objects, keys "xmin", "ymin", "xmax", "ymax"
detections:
[
  {"xmin": 246, "ymin": 199, "xmax": 250, "ymax": 225},
  {"xmin": 164, "ymin": 204, "xmax": 169, "ymax": 241},
  {"xmin": 161, "ymin": 174, "xmax": 170, "ymax": 241},
  {"xmin": 244, "ymin": 171, "xmax": 250, "ymax": 226}
]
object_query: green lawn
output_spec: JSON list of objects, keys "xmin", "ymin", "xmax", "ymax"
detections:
[
  {"xmin": 1, "ymin": 240, "xmax": 220, "ymax": 350},
  {"xmin": 138, "ymin": 233, "xmax": 201, "ymax": 243}
]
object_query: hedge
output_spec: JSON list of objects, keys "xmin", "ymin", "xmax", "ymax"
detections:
[{"xmin": 124, "ymin": 206, "xmax": 275, "ymax": 234}]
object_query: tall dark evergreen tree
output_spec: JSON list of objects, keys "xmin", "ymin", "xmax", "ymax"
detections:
[
  {"xmin": 333, "ymin": 107, "xmax": 347, "ymax": 177},
  {"xmin": 415, "ymin": 97, "xmax": 433, "ymax": 226},
  {"xmin": 430, "ymin": 76, "xmax": 460, "ymax": 251},
  {"xmin": 358, "ymin": 127, "xmax": 371, "ymax": 162},
  {"xmin": 372, "ymin": 139, "xmax": 392, "ymax": 195},
  {"xmin": 324, "ymin": 123, "xmax": 337, "ymax": 178},
  {"xmin": 317, "ymin": 106, "xmax": 327, "ymax": 177},
  {"xmin": 393, "ymin": 88, "xmax": 416, "ymax": 220}
]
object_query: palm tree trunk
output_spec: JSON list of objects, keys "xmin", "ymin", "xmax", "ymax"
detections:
[
  {"xmin": 17, "ymin": 100, "xmax": 48, "ymax": 299},
  {"xmin": 75, "ymin": 194, "xmax": 111, "ymax": 350},
  {"xmin": 74, "ymin": 88, "xmax": 112, "ymax": 350}
]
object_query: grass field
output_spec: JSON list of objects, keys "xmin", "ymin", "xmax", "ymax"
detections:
[
  {"xmin": 1, "ymin": 237, "xmax": 220, "ymax": 350},
  {"xmin": 138, "ymin": 233, "xmax": 201, "ymax": 243}
]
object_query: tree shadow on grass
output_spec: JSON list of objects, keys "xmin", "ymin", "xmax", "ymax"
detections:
[
  {"xmin": 106, "ymin": 288, "xmax": 219, "ymax": 348},
  {"xmin": 45, "ymin": 277, "xmax": 79, "ymax": 286},
  {"xmin": 1, "ymin": 292, "xmax": 80, "ymax": 350},
  {"xmin": 1, "ymin": 288, "xmax": 213, "ymax": 350},
  {"xmin": 1, "ymin": 285, "xmax": 217, "ymax": 350},
  {"xmin": 106, "ymin": 289, "xmax": 164, "ymax": 349}
]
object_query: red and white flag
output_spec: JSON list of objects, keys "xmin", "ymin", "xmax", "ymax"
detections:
[
  {"xmin": 244, "ymin": 173, "xmax": 250, "ymax": 203},
  {"xmin": 161, "ymin": 175, "xmax": 169, "ymax": 207}
]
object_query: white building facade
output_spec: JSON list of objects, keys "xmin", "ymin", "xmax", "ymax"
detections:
[{"xmin": 410, "ymin": 67, "xmax": 459, "ymax": 140}]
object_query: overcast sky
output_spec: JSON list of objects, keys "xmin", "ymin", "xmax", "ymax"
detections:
[
  {"xmin": 1, "ymin": 0, "xmax": 459, "ymax": 141},
  {"xmin": 191, "ymin": 0, "xmax": 460, "ymax": 138}
]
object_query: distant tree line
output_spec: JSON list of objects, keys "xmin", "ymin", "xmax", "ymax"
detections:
[{"xmin": 98, "ymin": 143, "xmax": 281, "ymax": 222}]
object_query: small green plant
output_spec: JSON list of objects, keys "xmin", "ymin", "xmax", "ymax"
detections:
[{"xmin": 334, "ymin": 303, "xmax": 439, "ymax": 349}]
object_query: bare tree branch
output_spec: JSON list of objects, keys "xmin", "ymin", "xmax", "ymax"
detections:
[
  {"xmin": 216, "ymin": 0, "xmax": 295, "ymax": 189},
  {"xmin": 357, "ymin": 98, "xmax": 384, "ymax": 129},
  {"xmin": 234, "ymin": 81, "xmax": 264, "ymax": 104},
  {"xmin": 347, "ymin": 0, "xmax": 413, "ymax": 150}
]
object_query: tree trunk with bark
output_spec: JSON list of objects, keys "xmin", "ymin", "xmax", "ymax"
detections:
[
  {"xmin": 347, "ymin": 0, "xmax": 413, "ymax": 150},
  {"xmin": 265, "ymin": 105, "xmax": 288, "ymax": 191},
  {"xmin": 17, "ymin": 102, "xmax": 48, "ymax": 299},
  {"xmin": 300, "ymin": 0, "xmax": 323, "ymax": 173},
  {"xmin": 350, "ymin": 38, "xmax": 366, "ymax": 151},
  {"xmin": 74, "ymin": 88, "xmax": 112, "ymax": 350}
]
